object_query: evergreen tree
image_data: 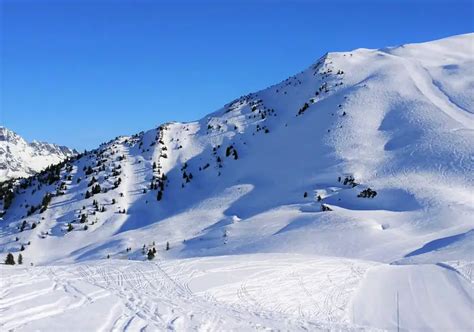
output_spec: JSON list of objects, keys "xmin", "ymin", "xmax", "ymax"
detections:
[
  {"xmin": 5, "ymin": 253, "xmax": 15, "ymax": 265},
  {"xmin": 18, "ymin": 254, "xmax": 23, "ymax": 265},
  {"xmin": 92, "ymin": 184, "xmax": 101, "ymax": 195},
  {"xmin": 321, "ymin": 204, "xmax": 332, "ymax": 212},
  {"xmin": 3, "ymin": 190, "xmax": 15, "ymax": 210},
  {"xmin": 147, "ymin": 249, "xmax": 155, "ymax": 260},
  {"xmin": 85, "ymin": 166, "xmax": 94, "ymax": 175},
  {"xmin": 41, "ymin": 193, "xmax": 52, "ymax": 208},
  {"xmin": 226, "ymin": 146, "xmax": 233, "ymax": 157}
]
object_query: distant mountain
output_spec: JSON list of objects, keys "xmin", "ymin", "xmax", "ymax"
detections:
[
  {"xmin": 0, "ymin": 33, "xmax": 473, "ymax": 331},
  {"xmin": 0, "ymin": 127, "xmax": 76, "ymax": 181}
]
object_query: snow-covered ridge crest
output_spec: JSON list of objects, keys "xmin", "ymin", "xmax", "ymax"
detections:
[{"xmin": 0, "ymin": 126, "xmax": 77, "ymax": 181}]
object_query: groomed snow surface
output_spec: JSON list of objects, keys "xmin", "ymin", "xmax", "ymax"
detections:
[
  {"xmin": 2, "ymin": 254, "xmax": 472, "ymax": 331},
  {"xmin": 1, "ymin": 34, "xmax": 473, "ymax": 331}
]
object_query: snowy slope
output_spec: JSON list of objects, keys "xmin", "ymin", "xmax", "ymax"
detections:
[
  {"xmin": 0, "ymin": 127, "xmax": 76, "ymax": 181},
  {"xmin": 1, "ymin": 33, "xmax": 473, "ymax": 331},
  {"xmin": 0, "ymin": 255, "xmax": 379, "ymax": 331}
]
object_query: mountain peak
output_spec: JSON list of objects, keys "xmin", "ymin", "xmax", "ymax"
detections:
[
  {"xmin": 0, "ymin": 127, "xmax": 76, "ymax": 181},
  {"xmin": 0, "ymin": 126, "xmax": 25, "ymax": 144}
]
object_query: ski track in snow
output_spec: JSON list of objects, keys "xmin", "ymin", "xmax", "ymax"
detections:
[
  {"xmin": 0, "ymin": 255, "xmax": 383, "ymax": 331},
  {"xmin": 395, "ymin": 54, "xmax": 474, "ymax": 130},
  {"xmin": 1, "ymin": 255, "xmax": 472, "ymax": 331}
]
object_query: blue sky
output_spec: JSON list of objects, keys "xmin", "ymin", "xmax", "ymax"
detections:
[{"xmin": 1, "ymin": 0, "xmax": 473, "ymax": 150}]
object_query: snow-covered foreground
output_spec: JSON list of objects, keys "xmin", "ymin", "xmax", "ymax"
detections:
[{"xmin": 1, "ymin": 254, "xmax": 472, "ymax": 331}]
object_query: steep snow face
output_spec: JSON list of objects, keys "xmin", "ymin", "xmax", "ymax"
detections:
[
  {"xmin": 0, "ymin": 127, "xmax": 76, "ymax": 181},
  {"xmin": 0, "ymin": 34, "xmax": 473, "ymax": 265}
]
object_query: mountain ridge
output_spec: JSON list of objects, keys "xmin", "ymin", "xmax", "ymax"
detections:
[
  {"xmin": 0, "ymin": 33, "xmax": 472, "ymax": 264},
  {"xmin": 0, "ymin": 126, "xmax": 77, "ymax": 181}
]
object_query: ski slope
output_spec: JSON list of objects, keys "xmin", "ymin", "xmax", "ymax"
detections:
[
  {"xmin": 1, "ymin": 33, "xmax": 473, "ymax": 331},
  {"xmin": 1, "ymin": 254, "xmax": 471, "ymax": 331},
  {"xmin": 0, "ymin": 255, "xmax": 371, "ymax": 331}
]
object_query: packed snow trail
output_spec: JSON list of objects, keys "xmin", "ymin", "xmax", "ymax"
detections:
[
  {"xmin": 1, "ymin": 254, "xmax": 382, "ymax": 331},
  {"xmin": 351, "ymin": 263, "xmax": 474, "ymax": 330},
  {"xmin": 1, "ymin": 254, "xmax": 472, "ymax": 331}
]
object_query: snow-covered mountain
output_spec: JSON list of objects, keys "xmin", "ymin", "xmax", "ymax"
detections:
[
  {"xmin": 0, "ymin": 127, "xmax": 76, "ymax": 181},
  {"xmin": 1, "ymin": 34, "xmax": 473, "ymax": 331}
]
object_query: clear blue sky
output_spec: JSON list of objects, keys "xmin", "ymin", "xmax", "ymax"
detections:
[{"xmin": 1, "ymin": 0, "xmax": 473, "ymax": 150}]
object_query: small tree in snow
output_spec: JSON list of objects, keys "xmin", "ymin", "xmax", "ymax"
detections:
[
  {"xmin": 147, "ymin": 249, "xmax": 155, "ymax": 260},
  {"xmin": 5, "ymin": 253, "xmax": 15, "ymax": 265}
]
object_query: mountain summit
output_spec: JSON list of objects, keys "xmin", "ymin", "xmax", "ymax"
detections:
[{"xmin": 0, "ymin": 127, "xmax": 76, "ymax": 181}]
